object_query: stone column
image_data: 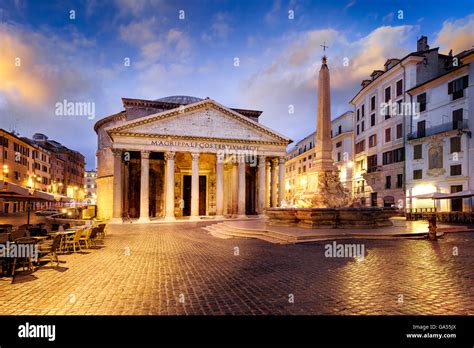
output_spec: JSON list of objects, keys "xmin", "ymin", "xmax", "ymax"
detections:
[
  {"xmin": 215, "ymin": 153, "xmax": 224, "ymax": 218},
  {"xmin": 265, "ymin": 161, "xmax": 270, "ymax": 208},
  {"xmin": 237, "ymin": 154, "xmax": 246, "ymax": 217},
  {"xmin": 257, "ymin": 155, "xmax": 266, "ymax": 214},
  {"xmin": 278, "ymin": 156, "xmax": 285, "ymax": 207},
  {"xmin": 271, "ymin": 158, "xmax": 278, "ymax": 207},
  {"xmin": 190, "ymin": 152, "xmax": 200, "ymax": 220},
  {"xmin": 138, "ymin": 150, "xmax": 150, "ymax": 223},
  {"xmin": 164, "ymin": 151, "xmax": 176, "ymax": 221},
  {"xmin": 111, "ymin": 149, "xmax": 123, "ymax": 223}
]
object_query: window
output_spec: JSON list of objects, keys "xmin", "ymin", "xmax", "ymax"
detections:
[
  {"xmin": 361, "ymin": 121, "xmax": 365, "ymax": 132},
  {"xmin": 448, "ymin": 75, "xmax": 469, "ymax": 100},
  {"xmin": 417, "ymin": 93, "xmax": 426, "ymax": 112},
  {"xmin": 385, "ymin": 128, "xmax": 391, "ymax": 142},
  {"xmin": 367, "ymin": 154, "xmax": 378, "ymax": 173},
  {"xmin": 356, "ymin": 109, "xmax": 360, "ymax": 121},
  {"xmin": 338, "ymin": 125, "xmax": 342, "ymax": 134},
  {"xmin": 337, "ymin": 152, "xmax": 341, "ymax": 162},
  {"xmin": 452, "ymin": 109, "xmax": 463, "ymax": 129},
  {"xmin": 396, "ymin": 79, "xmax": 403, "ymax": 96},
  {"xmin": 414, "ymin": 144, "xmax": 422, "ymax": 159},
  {"xmin": 417, "ymin": 120, "xmax": 426, "ymax": 138},
  {"xmin": 385, "ymin": 176, "xmax": 391, "ymax": 189},
  {"xmin": 361, "ymin": 104, "xmax": 365, "ymax": 118},
  {"xmin": 450, "ymin": 164, "xmax": 462, "ymax": 176},
  {"xmin": 397, "ymin": 100, "xmax": 402, "ymax": 115},
  {"xmin": 336, "ymin": 141, "xmax": 342, "ymax": 148},
  {"xmin": 396, "ymin": 123, "xmax": 403, "ymax": 139},
  {"xmin": 450, "ymin": 137, "xmax": 461, "ymax": 153},
  {"xmin": 384, "ymin": 86, "xmax": 391, "ymax": 102},
  {"xmin": 383, "ymin": 151, "xmax": 393, "ymax": 165},
  {"xmin": 355, "ymin": 140, "xmax": 365, "ymax": 154},
  {"xmin": 356, "ymin": 124, "xmax": 360, "ymax": 135},
  {"xmin": 396, "ymin": 174, "xmax": 403, "ymax": 188},
  {"xmin": 413, "ymin": 169, "xmax": 422, "ymax": 180},
  {"xmin": 369, "ymin": 134, "xmax": 377, "ymax": 148},
  {"xmin": 394, "ymin": 148, "xmax": 405, "ymax": 162},
  {"xmin": 371, "ymin": 96, "xmax": 376, "ymax": 111},
  {"xmin": 370, "ymin": 113, "xmax": 376, "ymax": 127},
  {"xmin": 384, "ymin": 104, "xmax": 390, "ymax": 119}
]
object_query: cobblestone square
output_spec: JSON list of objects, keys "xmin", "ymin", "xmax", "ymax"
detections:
[{"xmin": 1, "ymin": 222, "xmax": 473, "ymax": 315}]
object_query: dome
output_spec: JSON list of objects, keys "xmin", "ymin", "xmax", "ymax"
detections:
[{"xmin": 155, "ymin": 95, "xmax": 203, "ymax": 105}]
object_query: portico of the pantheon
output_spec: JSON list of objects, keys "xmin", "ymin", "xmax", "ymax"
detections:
[{"xmin": 94, "ymin": 96, "xmax": 292, "ymax": 223}]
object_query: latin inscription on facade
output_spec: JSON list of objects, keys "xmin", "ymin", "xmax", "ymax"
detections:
[{"xmin": 150, "ymin": 140, "xmax": 256, "ymax": 151}]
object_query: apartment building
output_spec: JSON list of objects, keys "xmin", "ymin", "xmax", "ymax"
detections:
[
  {"xmin": 0, "ymin": 129, "xmax": 52, "ymax": 213},
  {"xmin": 31, "ymin": 133, "xmax": 86, "ymax": 201},
  {"xmin": 406, "ymin": 49, "xmax": 473, "ymax": 212},
  {"xmin": 350, "ymin": 36, "xmax": 454, "ymax": 208}
]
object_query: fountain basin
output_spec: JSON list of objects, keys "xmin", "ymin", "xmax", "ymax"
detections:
[
  {"xmin": 265, "ymin": 208, "xmax": 298, "ymax": 225},
  {"xmin": 266, "ymin": 207, "xmax": 397, "ymax": 229}
]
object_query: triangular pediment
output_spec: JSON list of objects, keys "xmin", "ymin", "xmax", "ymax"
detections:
[{"xmin": 106, "ymin": 99, "xmax": 291, "ymax": 144}]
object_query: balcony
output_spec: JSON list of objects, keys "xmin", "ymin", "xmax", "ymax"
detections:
[{"xmin": 407, "ymin": 120, "xmax": 469, "ymax": 141}]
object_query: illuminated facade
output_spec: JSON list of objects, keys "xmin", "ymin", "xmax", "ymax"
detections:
[
  {"xmin": 284, "ymin": 111, "xmax": 354, "ymax": 201},
  {"xmin": 94, "ymin": 96, "xmax": 291, "ymax": 222},
  {"xmin": 405, "ymin": 50, "xmax": 473, "ymax": 212}
]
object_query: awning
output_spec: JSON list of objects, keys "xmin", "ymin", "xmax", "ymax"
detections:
[
  {"xmin": 0, "ymin": 192, "xmax": 51, "ymax": 202},
  {"xmin": 0, "ymin": 180, "xmax": 30, "ymax": 196},
  {"xmin": 33, "ymin": 190, "xmax": 55, "ymax": 201},
  {"xmin": 0, "ymin": 180, "xmax": 55, "ymax": 201},
  {"xmin": 413, "ymin": 190, "xmax": 474, "ymax": 200},
  {"xmin": 413, "ymin": 192, "xmax": 449, "ymax": 199},
  {"xmin": 436, "ymin": 190, "xmax": 474, "ymax": 199}
]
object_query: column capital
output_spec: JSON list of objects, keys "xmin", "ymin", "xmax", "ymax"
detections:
[
  {"xmin": 258, "ymin": 155, "xmax": 266, "ymax": 167},
  {"xmin": 216, "ymin": 152, "xmax": 225, "ymax": 164},
  {"xmin": 271, "ymin": 158, "xmax": 279, "ymax": 166},
  {"xmin": 165, "ymin": 151, "xmax": 175, "ymax": 161},
  {"xmin": 112, "ymin": 149, "xmax": 122, "ymax": 157},
  {"xmin": 141, "ymin": 150, "xmax": 151, "ymax": 159},
  {"xmin": 278, "ymin": 156, "xmax": 286, "ymax": 165},
  {"xmin": 191, "ymin": 152, "xmax": 200, "ymax": 161}
]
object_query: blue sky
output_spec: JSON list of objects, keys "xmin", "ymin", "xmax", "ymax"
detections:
[{"xmin": 1, "ymin": 0, "xmax": 473, "ymax": 168}]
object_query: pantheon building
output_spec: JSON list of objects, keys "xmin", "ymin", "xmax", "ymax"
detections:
[{"xmin": 94, "ymin": 96, "xmax": 291, "ymax": 223}]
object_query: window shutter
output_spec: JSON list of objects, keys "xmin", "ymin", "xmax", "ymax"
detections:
[{"xmin": 462, "ymin": 75, "xmax": 469, "ymax": 89}]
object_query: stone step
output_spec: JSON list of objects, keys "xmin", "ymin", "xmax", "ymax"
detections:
[{"xmin": 203, "ymin": 223, "xmax": 289, "ymax": 244}]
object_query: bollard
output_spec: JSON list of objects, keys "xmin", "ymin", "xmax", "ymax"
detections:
[{"xmin": 428, "ymin": 214, "xmax": 437, "ymax": 241}]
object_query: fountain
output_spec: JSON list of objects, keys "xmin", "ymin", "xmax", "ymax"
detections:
[{"xmin": 265, "ymin": 54, "xmax": 396, "ymax": 229}]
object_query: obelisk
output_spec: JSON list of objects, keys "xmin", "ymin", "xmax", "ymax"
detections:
[
  {"xmin": 314, "ymin": 55, "xmax": 334, "ymax": 172},
  {"xmin": 293, "ymin": 52, "xmax": 352, "ymax": 208}
]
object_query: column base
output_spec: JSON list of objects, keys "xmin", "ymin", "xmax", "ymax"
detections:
[
  {"xmin": 163, "ymin": 216, "xmax": 176, "ymax": 222},
  {"xmin": 109, "ymin": 217, "xmax": 123, "ymax": 224},
  {"xmin": 189, "ymin": 215, "xmax": 201, "ymax": 221},
  {"xmin": 137, "ymin": 217, "xmax": 150, "ymax": 224},
  {"xmin": 236, "ymin": 214, "xmax": 248, "ymax": 219},
  {"xmin": 214, "ymin": 215, "xmax": 225, "ymax": 220}
]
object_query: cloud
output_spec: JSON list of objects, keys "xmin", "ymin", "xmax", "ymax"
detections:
[
  {"xmin": 264, "ymin": 0, "xmax": 282, "ymax": 24},
  {"xmin": 201, "ymin": 12, "xmax": 232, "ymax": 42},
  {"xmin": 434, "ymin": 14, "xmax": 474, "ymax": 54},
  {"xmin": 239, "ymin": 25, "xmax": 417, "ymax": 143},
  {"xmin": 0, "ymin": 22, "xmax": 118, "ymax": 168},
  {"xmin": 382, "ymin": 12, "xmax": 394, "ymax": 22},
  {"xmin": 344, "ymin": 0, "xmax": 356, "ymax": 10}
]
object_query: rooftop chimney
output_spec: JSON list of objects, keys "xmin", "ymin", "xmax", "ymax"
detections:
[{"xmin": 417, "ymin": 36, "xmax": 429, "ymax": 52}]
